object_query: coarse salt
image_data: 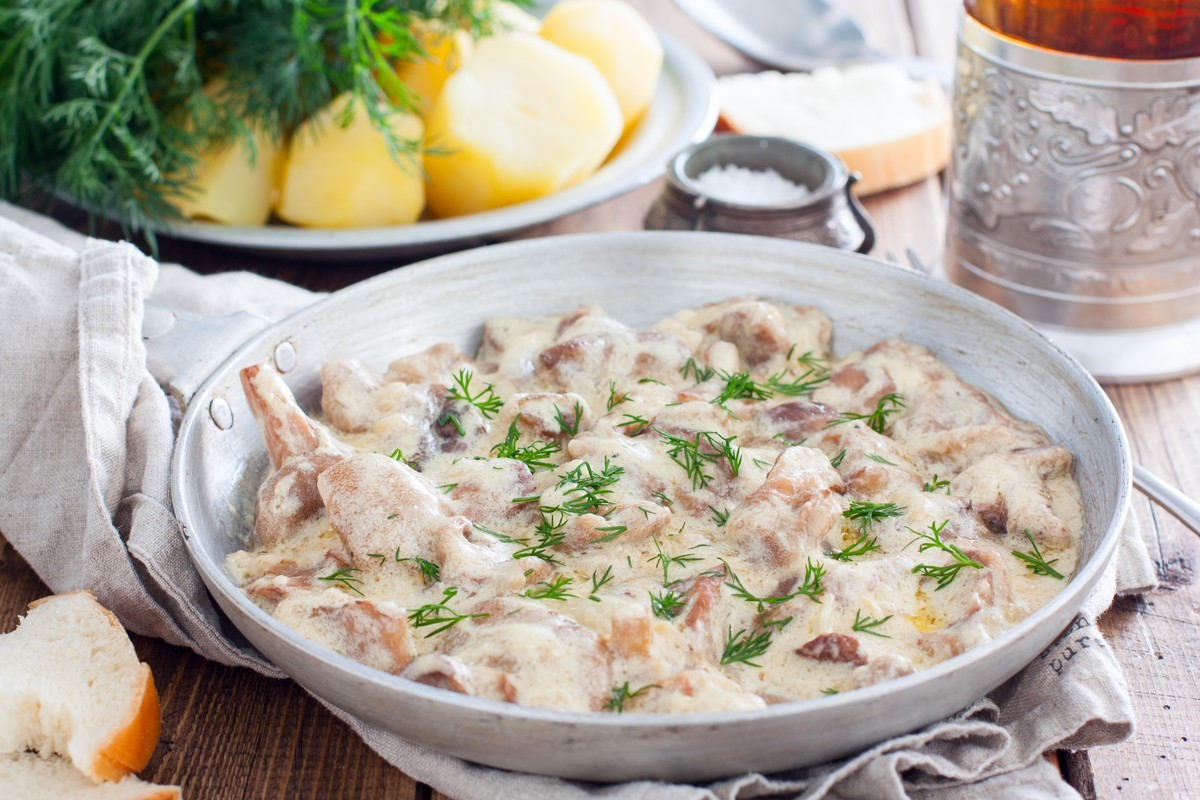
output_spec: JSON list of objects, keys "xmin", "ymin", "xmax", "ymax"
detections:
[{"xmin": 693, "ymin": 164, "xmax": 811, "ymax": 205}]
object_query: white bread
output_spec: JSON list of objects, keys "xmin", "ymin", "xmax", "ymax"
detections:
[
  {"xmin": 0, "ymin": 592, "xmax": 163, "ymax": 783},
  {"xmin": 717, "ymin": 63, "xmax": 951, "ymax": 195},
  {"xmin": 0, "ymin": 753, "xmax": 180, "ymax": 800}
]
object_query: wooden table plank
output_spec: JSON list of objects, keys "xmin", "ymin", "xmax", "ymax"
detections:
[{"xmin": 1081, "ymin": 379, "xmax": 1200, "ymax": 798}]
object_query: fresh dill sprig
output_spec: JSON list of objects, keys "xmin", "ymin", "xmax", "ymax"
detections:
[
  {"xmin": 604, "ymin": 682, "xmax": 658, "ymax": 713},
  {"xmin": 828, "ymin": 393, "xmax": 907, "ymax": 434},
  {"xmin": 387, "ymin": 448, "xmax": 417, "ymax": 468},
  {"xmin": 317, "ymin": 567, "xmax": 365, "ymax": 596},
  {"xmin": 681, "ymin": 357, "xmax": 716, "ymax": 384},
  {"xmin": 723, "ymin": 558, "xmax": 825, "ymax": 609},
  {"xmin": 616, "ymin": 413, "xmax": 650, "ymax": 436},
  {"xmin": 820, "ymin": 688, "xmax": 840, "ymax": 696},
  {"xmin": 511, "ymin": 512, "xmax": 568, "ymax": 564},
  {"xmin": 843, "ymin": 501, "xmax": 907, "ymax": 531},
  {"xmin": 830, "ymin": 449, "xmax": 847, "ymax": 468},
  {"xmin": 589, "ymin": 565, "xmax": 615, "ymax": 601},
  {"xmin": 709, "ymin": 506, "xmax": 730, "ymax": 527},
  {"xmin": 437, "ymin": 483, "xmax": 458, "ymax": 494},
  {"xmin": 713, "ymin": 370, "xmax": 772, "ymax": 408},
  {"xmin": 794, "ymin": 558, "xmax": 826, "ymax": 602},
  {"xmin": 923, "ymin": 474, "xmax": 951, "ymax": 494},
  {"xmin": 656, "ymin": 428, "xmax": 742, "ymax": 488},
  {"xmin": 792, "ymin": 350, "xmax": 830, "ymax": 374},
  {"xmin": 865, "ymin": 453, "xmax": 899, "ymax": 466},
  {"xmin": 852, "ymin": 609, "xmax": 893, "ymax": 638},
  {"xmin": 649, "ymin": 589, "xmax": 686, "ymax": 619},
  {"xmin": 907, "ymin": 520, "xmax": 983, "ymax": 589},
  {"xmin": 446, "ymin": 369, "xmax": 504, "ymax": 418},
  {"xmin": 766, "ymin": 367, "xmax": 828, "ymax": 397},
  {"xmin": 550, "ymin": 458, "xmax": 624, "ymax": 515},
  {"xmin": 830, "ymin": 533, "xmax": 882, "ymax": 562},
  {"xmin": 720, "ymin": 627, "xmax": 773, "ymax": 667},
  {"xmin": 471, "ymin": 522, "xmax": 528, "ymax": 545},
  {"xmin": 553, "ymin": 401, "xmax": 584, "ymax": 437},
  {"xmin": 396, "ymin": 555, "xmax": 441, "ymax": 585},
  {"xmin": 592, "ymin": 525, "xmax": 628, "ymax": 543},
  {"xmin": 524, "ymin": 575, "xmax": 575, "ymax": 601},
  {"xmin": 407, "ymin": 587, "xmax": 488, "ymax": 637},
  {"xmin": 367, "ymin": 552, "xmax": 388, "ymax": 566},
  {"xmin": 1012, "ymin": 530, "xmax": 1065, "ymax": 579},
  {"xmin": 491, "ymin": 418, "xmax": 561, "ymax": 471},
  {"xmin": 648, "ymin": 535, "xmax": 702, "ymax": 586},
  {"xmin": 637, "ymin": 377, "xmax": 666, "ymax": 386},
  {"xmin": 606, "ymin": 381, "xmax": 630, "ymax": 411}
]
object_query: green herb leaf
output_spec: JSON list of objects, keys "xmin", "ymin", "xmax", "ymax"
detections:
[
  {"xmin": 407, "ymin": 586, "xmax": 488, "ymax": 637},
  {"xmin": 852, "ymin": 609, "xmax": 893, "ymax": 638},
  {"xmin": 1012, "ymin": 530, "xmax": 1065, "ymax": 580},
  {"xmin": 842, "ymin": 501, "xmax": 907, "ymax": 531},
  {"xmin": 720, "ymin": 626, "xmax": 772, "ymax": 667}
]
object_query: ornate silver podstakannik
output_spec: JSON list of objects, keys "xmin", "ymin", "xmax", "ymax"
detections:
[{"xmin": 947, "ymin": 15, "xmax": 1200, "ymax": 344}]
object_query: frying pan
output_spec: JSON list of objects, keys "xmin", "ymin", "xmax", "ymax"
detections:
[{"xmin": 168, "ymin": 232, "xmax": 1130, "ymax": 782}]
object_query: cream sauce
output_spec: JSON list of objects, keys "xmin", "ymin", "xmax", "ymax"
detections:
[{"xmin": 227, "ymin": 299, "xmax": 1083, "ymax": 713}]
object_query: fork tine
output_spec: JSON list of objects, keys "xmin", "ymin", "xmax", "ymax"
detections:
[{"xmin": 905, "ymin": 247, "xmax": 929, "ymax": 275}]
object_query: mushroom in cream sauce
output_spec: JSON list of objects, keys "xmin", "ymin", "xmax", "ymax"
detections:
[{"xmin": 226, "ymin": 298, "xmax": 1082, "ymax": 713}]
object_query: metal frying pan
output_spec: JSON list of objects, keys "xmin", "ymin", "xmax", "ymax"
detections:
[{"xmin": 169, "ymin": 232, "xmax": 1130, "ymax": 782}]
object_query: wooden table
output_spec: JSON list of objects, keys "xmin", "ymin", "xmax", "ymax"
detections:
[{"xmin": 3, "ymin": 2, "xmax": 1198, "ymax": 797}]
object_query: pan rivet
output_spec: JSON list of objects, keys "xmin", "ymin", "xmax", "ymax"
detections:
[
  {"xmin": 274, "ymin": 341, "xmax": 297, "ymax": 374},
  {"xmin": 209, "ymin": 398, "xmax": 234, "ymax": 430}
]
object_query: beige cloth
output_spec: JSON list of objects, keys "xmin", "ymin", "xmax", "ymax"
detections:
[{"xmin": 0, "ymin": 203, "xmax": 1158, "ymax": 799}]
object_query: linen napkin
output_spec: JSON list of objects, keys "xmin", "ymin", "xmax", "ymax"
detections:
[{"xmin": 0, "ymin": 203, "xmax": 1158, "ymax": 800}]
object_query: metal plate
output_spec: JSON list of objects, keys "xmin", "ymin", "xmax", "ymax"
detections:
[
  {"xmin": 171, "ymin": 232, "xmax": 1130, "ymax": 782},
  {"xmin": 152, "ymin": 34, "xmax": 716, "ymax": 260}
]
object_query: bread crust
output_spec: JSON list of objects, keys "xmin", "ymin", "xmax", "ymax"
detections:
[
  {"xmin": 11, "ymin": 591, "xmax": 165, "ymax": 783},
  {"xmin": 92, "ymin": 665, "xmax": 162, "ymax": 780}
]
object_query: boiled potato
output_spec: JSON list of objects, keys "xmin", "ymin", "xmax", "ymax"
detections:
[
  {"xmin": 275, "ymin": 95, "xmax": 425, "ymax": 228},
  {"xmin": 394, "ymin": 25, "xmax": 473, "ymax": 117},
  {"xmin": 539, "ymin": 0, "xmax": 663, "ymax": 133},
  {"xmin": 423, "ymin": 34, "xmax": 622, "ymax": 218},
  {"xmin": 172, "ymin": 127, "xmax": 282, "ymax": 225}
]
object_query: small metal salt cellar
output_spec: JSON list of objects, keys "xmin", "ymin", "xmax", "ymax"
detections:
[{"xmin": 645, "ymin": 135, "xmax": 875, "ymax": 253}]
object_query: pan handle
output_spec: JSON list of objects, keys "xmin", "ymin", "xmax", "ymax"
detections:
[
  {"xmin": 1133, "ymin": 463, "xmax": 1200, "ymax": 537},
  {"xmin": 142, "ymin": 301, "xmax": 270, "ymax": 421}
]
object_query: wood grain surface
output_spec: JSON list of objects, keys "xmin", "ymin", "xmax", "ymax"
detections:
[{"xmin": 3, "ymin": 2, "xmax": 1197, "ymax": 799}]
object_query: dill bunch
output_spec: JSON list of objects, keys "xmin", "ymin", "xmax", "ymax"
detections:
[{"xmin": 0, "ymin": 0, "xmax": 514, "ymax": 243}]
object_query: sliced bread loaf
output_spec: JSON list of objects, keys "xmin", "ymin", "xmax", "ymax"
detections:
[
  {"xmin": 0, "ymin": 753, "xmax": 180, "ymax": 800},
  {"xmin": 0, "ymin": 592, "xmax": 162, "ymax": 782},
  {"xmin": 717, "ymin": 63, "xmax": 951, "ymax": 195}
]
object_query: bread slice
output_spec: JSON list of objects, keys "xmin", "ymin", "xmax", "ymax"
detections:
[
  {"xmin": 717, "ymin": 63, "xmax": 951, "ymax": 195},
  {"xmin": 0, "ymin": 753, "xmax": 180, "ymax": 800},
  {"xmin": 0, "ymin": 592, "xmax": 162, "ymax": 782}
]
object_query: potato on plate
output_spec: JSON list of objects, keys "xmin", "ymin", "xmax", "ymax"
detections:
[
  {"xmin": 171, "ymin": 126, "xmax": 282, "ymax": 226},
  {"xmin": 394, "ymin": 25, "xmax": 474, "ymax": 118},
  {"xmin": 275, "ymin": 95, "xmax": 425, "ymax": 228},
  {"xmin": 538, "ymin": 0, "xmax": 663, "ymax": 133},
  {"xmin": 423, "ymin": 33, "xmax": 622, "ymax": 218}
]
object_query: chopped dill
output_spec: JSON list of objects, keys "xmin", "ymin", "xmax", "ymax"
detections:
[
  {"xmin": 843, "ymin": 500, "xmax": 907, "ymax": 531},
  {"xmin": 852, "ymin": 609, "xmax": 893, "ymax": 638},
  {"xmin": 1012, "ymin": 530, "xmax": 1065, "ymax": 579},
  {"xmin": 407, "ymin": 587, "xmax": 488, "ymax": 637},
  {"xmin": 828, "ymin": 393, "xmax": 907, "ymax": 435},
  {"xmin": 317, "ymin": 567, "xmax": 364, "ymax": 596}
]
